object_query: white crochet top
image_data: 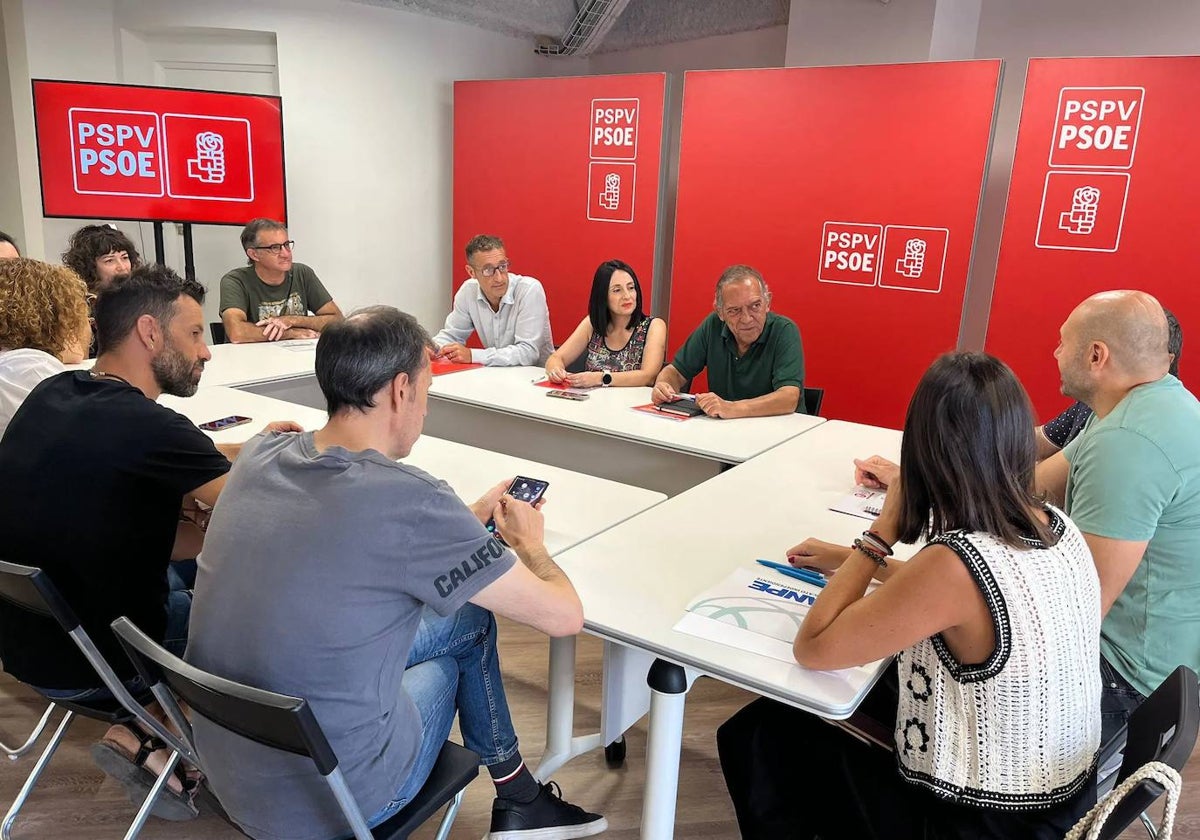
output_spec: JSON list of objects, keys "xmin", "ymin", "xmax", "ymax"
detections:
[{"xmin": 895, "ymin": 506, "xmax": 1101, "ymax": 809}]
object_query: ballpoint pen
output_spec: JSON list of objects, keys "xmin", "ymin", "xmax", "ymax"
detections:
[{"xmin": 755, "ymin": 559, "xmax": 826, "ymax": 588}]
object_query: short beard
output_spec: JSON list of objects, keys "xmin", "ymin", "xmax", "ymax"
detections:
[{"xmin": 151, "ymin": 342, "xmax": 200, "ymax": 397}]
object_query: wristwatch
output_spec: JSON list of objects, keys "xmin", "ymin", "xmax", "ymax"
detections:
[{"xmin": 601, "ymin": 372, "xmax": 613, "ymax": 387}]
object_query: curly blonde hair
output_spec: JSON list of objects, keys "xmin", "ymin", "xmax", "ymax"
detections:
[{"xmin": 0, "ymin": 258, "xmax": 90, "ymax": 356}]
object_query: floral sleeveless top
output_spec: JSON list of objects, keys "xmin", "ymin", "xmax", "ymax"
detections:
[{"xmin": 585, "ymin": 317, "xmax": 656, "ymax": 372}]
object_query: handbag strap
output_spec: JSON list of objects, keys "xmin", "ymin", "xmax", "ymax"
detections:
[{"xmin": 1064, "ymin": 760, "xmax": 1183, "ymax": 840}]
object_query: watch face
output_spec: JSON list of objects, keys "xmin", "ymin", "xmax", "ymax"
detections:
[{"xmin": 602, "ymin": 372, "xmax": 613, "ymax": 386}]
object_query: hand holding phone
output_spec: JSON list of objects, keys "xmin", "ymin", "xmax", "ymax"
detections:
[
  {"xmin": 198, "ymin": 415, "xmax": 252, "ymax": 432},
  {"xmin": 486, "ymin": 476, "xmax": 549, "ymax": 547}
]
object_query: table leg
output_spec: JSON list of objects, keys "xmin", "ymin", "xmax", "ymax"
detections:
[
  {"xmin": 640, "ymin": 659, "xmax": 690, "ymax": 840},
  {"xmin": 535, "ymin": 635, "xmax": 603, "ymax": 780}
]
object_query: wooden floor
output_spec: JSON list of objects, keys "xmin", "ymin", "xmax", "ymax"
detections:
[{"xmin": 0, "ymin": 619, "xmax": 1195, "ymax": 839}]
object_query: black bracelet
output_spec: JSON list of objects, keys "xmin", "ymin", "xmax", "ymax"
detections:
[
  {"xmin": 852, "ymin": 538, "xmax": 889, "ymax": 568},
  {"xmin": 861, "ymin": 530, "xmax": 894, "ymax": 557}
]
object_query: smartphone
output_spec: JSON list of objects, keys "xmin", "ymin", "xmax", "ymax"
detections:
[
  {"xmin": 198, "ymin": 415, "xmax": 252, "ymax": 432},
  {"xmin": 546, "ymin": 389, "xmax": 589, "ymax": 401},
  {"xmin": 486, "ymin": 476, "xmax": 551, "ymax": 545}
]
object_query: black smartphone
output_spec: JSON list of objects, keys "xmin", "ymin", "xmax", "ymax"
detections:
[
  {"xmin": 485, "ymin": 476, "xmax": 550, "ymax": 545},
  {"xmin": 198, "ymin": 415, "xmax": 252, "ymax": 432}
]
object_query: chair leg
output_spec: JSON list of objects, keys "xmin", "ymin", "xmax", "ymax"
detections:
[
  {"xmin": 1140, "ymin": 810, "xmax": 1157, "ymax": 838},
  {"xmin": 122, "ymin": 750, "xmax": 180, "ymax": 840},
  {"xmin": 432, "ymin": 789, "xmax": 466, "ymax": 840},
  {"xmin": 1, "ymin": 703, "xmax": 57, "ymax": 761},
  {"xmin": 2, "ymin": 709, "xmax": 74, "ymax": 840}
]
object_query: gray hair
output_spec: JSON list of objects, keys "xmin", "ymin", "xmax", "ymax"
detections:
[
  {"xmin": 240, "ymin": 218, "xmax": 288, "ymax": 262},
  {"xmin": 715, "ymin": 264, "xmax": 770, "ymax": 309}
]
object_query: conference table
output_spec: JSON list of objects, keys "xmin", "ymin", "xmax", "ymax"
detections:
[
  {"xmin": 160, "ymin": 387, "xmax": 668, "ymax": 558},
  {"xmin": 550, "ymin": 420, "xmax": 908, "ymax": 839},
  {"xmin": 160, "ymin": 343, "xmax": 826, "ymax": 496},
  {"xmin": 424, "ymin": 366, "xmax": 825, "ymax": 495}
]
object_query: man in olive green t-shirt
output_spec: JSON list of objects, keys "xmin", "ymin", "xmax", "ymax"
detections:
[
  {"xmin": 219, "ymin": 218, "xmax": 343, "ymax": 343},
  {"xmin": 652, "ymin": 265, "xmax": 805, "ymax": 418},
  {"xmin": 1037, "ymin": 290, "xmax": 1200, "ymax": 744}
]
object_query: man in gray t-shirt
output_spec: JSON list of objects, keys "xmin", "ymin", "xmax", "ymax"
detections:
[
  {"xmin": 218, "ymin": 218, "xmax": 343, "ymax": 344},
  {"xmin": 186, "ymin": 306, "xmax": 605, "ymax": 840}
]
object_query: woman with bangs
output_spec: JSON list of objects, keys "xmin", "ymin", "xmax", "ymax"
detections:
[{"xmin": 545, "ymin": 259, "xmax": 666, "ymax": 387}]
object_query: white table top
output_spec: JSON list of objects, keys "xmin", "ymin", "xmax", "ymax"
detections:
[
  {"xmin": 553, "ymin": 420, "xmax": 910, "ymax": 718},
  {"xmin": 428, "ymin": 365, "xmax": 826, "ymax": 464},
  {"xmin": 160, "ymin": 387, "xmax": 666, "ymax": 556},
  {"xmin": 69, "ymin": 340, "xmax": 319, "ymax": 388}
]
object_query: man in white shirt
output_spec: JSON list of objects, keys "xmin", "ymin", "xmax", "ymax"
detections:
[{"xmin": 433, "ymin": 235, "xmax": 554, "ymax": 366}]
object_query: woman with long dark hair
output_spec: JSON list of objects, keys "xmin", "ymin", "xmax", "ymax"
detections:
[
  {"xmin": 544, "ymin": 259, "xmax": 666, "ymax": 387},
  {"xmin": 718, "ymin": 352, "xmax": 1101, "ymax": 840}
]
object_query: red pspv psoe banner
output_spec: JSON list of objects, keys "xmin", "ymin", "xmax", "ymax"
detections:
[
  {"xmin": 668, "ymin": 61, "xmax": 1001, "ymax": 428},
  {"xmin": 33, "ymin": 80, "xmax": 286, "ymax": 226},
  {"xmin": 985, "ymin": 57, "xmax": 1197, "ymax": 419},
  {"xmin": 453, "ymin": 74, "xmax": 666, "ymax": 343}
]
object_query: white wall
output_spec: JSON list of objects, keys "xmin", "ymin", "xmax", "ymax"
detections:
[
  {"xmin": 4, "ymin": 0, "xmax": 554, "ymax": 332},
  {"xmin": 786, "ymin": 0, "xmax": 937, "ymax": 68}
]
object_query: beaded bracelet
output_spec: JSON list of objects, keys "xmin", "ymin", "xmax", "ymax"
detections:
[{"xmin": 852, "ymin": 538, "xmax": 889, "ymax": 568}]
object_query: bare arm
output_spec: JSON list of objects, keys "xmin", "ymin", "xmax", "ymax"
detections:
[
  {"xmin": 1035, "ymin": 426, "xmax": 1062, "ymax": 461},
  {"xmin": 574, "ymin": 317, "xmax": 668, "ymax": 388},
  {"xmin": 651, "ymin": 364, "xmax": 688, "ymax": 404},
  {"xmin": 793, "ymin": 543, "xmax": 983, "ymax": 671},
  {"xmin": 1083, "ymin": 533, "xmax": 1149, "ymax": 616},
  {"xmin": 696, "ymin": 384, "xmax": 800, "ymax": 419},
  {"xmin": 222, "ymin": 308, "xmax": 272, "ymax": 344},
  {"xmin": 278, "ymin": 300, "xmax": 343, "ymax": 333},
  {"xmin": 545, "ymin": 318, "xmax": 592, "ymax": 382},
  {"xmin": 1035, "ymin": 451, "xmax": 1070, "ymax": 508}
]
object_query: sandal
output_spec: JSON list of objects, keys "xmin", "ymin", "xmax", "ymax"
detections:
[{"xmin": 90, "ymin": 724, "xmax": 199, "ymax": 822}]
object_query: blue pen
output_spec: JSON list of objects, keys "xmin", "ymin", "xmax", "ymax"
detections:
[{"xmin": 755, "ymin": 559, "xmax": 826, "ymax": 588}]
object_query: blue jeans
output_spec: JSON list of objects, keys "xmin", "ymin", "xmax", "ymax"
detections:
[
  {"xmin": 366, "ymin": 604, "xmax": 519, "ymax": 828},
  {"xmin": 1100, "ymin": 655, "xmax": 1146, "ymax": 745},
  {"xmin": 34, "ymin": 581, "xmax": 193, "ymax": 704}
]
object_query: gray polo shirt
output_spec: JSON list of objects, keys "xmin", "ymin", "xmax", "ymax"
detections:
[{"xmin": 185, "ymin": 432, "xmax": 514, "ymax": 840}]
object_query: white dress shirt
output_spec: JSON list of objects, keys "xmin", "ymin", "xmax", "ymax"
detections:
[
  {"xmin": 432, "ymin": 273, "xmax": 554, "ymax": 366},
  {"xmin": 0, "ymin": 348, "xmax": 65, "ymax": 440}
]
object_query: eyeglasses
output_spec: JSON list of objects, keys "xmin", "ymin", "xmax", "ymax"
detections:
[
  {"xmin": 472, "ymin": 261, "xmax": 510, "ymax": 278},
  {"xmin": 722, "ymin": 299, "xmax": 766, "ymax": 319},
  {"xmin": 252, "ymin": 240, "xmax": 295, "ymax": 254}
]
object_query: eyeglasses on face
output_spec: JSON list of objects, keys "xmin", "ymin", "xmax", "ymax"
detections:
[
  {"xmin": 252, "ymin": 240, "xmax": 295, "ymax": 254},
  {"xmin": 473, "ymin": 260, "xmax": 510, "ymax": 278}
]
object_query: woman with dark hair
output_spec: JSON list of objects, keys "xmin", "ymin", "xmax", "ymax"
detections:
[
  {"xmin": 544, "ymin": 259, "xmax": 666, "ymax": 387},
  {"xmin": 717, "ymin": 352, "xmax": 1101, "ymax": 840},
  {"xmin": 62, "ymin": 223, "xmax": 141, "ymax": 294}
]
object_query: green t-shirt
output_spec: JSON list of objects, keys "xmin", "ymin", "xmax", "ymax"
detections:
[
  {"xmin": 219, "ymin": 264, "xmax": 333, "ymax": 323},
  {"xmin": 670, "ymin": 311, "xmax": 805, "ymax": 411},
  {"xmin": 1063, "ymin": 374, "xmax": 1200, "ymax": 697}
]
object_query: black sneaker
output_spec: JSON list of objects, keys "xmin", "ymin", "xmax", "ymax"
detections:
[{"xmin": 488, "ymin": 780, "xmax": 608, "ymax": 839}]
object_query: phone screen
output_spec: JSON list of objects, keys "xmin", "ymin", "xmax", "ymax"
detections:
[
  {"xmin": 198, "ymin": 415, "xmax": 252, "ymax": 432},
  {"xmin": 486, "ymin": 476, "xmax": 550, "ymax": 544}
]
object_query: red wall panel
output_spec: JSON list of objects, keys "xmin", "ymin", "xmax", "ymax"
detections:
[
  {"xmin": 669, "ymin": 61, "xmax": 1001, "ymax": 428},
  {"xmin": 453, "ymin": 75, "xmax": 666, "ymax": 343},
  {"xmin": 986, "ymin": 57, "xmax": 1197, "ymax": 419}
]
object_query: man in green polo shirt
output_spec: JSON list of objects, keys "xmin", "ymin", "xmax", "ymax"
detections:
[
  {"xmin": 652, "ymin": 264, "xmax": 804, "ymax": 417},
  {"xmin": 1037, "ymin": 290, "xmax": 1200, "ymax": 743}
]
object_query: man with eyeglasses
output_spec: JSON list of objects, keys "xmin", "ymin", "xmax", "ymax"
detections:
[
  {"xmin": 220, "ymin": 218, "xmax": 344, "ymax": 343},
  {"xmin": 652, "ymin": 265, "xmax": 805, "ymax": 417},
  {"xmin": 432, "ymin": 234, "xmax": 554, "ymax": 366}
]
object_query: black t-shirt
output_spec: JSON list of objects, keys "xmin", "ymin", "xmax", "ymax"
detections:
[{"xmin": 0, "ymin": 372, "xmax": 230, "ymax": 689}]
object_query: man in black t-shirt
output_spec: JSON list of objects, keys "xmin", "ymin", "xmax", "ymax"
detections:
[{"xmin": 0, "ymin": 264, "xmax": 300, "ymax": 819}]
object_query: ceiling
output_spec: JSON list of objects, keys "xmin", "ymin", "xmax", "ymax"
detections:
[{"xmin": 356, "ymin": 0, "xmax": 790, "ymax": 55}]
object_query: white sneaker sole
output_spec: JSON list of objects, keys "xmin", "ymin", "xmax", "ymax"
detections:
[{"xmin": 488, "ymin": 816, "xmax": 608, "ymax": 840}]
